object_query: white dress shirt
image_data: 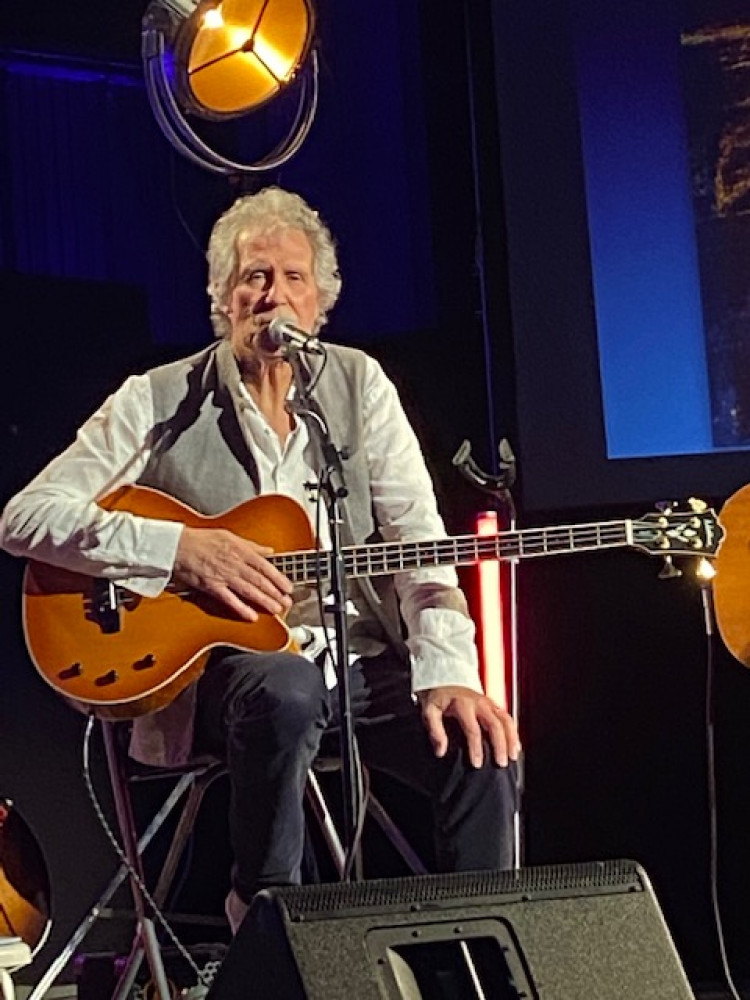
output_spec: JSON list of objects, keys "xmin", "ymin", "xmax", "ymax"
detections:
[{"xmin": 0, "ymin": 350, "xmax": 482, "ymax": 693}]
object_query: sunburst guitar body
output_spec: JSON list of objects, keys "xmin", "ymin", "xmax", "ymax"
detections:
[{"xmin": 22, "ymin": 485, "xmax": 722, "ymax": 719}]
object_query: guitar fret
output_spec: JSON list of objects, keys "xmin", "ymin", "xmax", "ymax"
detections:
[
  {"xmin": 271, "ymin": 516, "xmax": 704, "ymax": 582},
  {"xmin": 511, "ymin": 523, "xmax": 631, "ymax": 558}
]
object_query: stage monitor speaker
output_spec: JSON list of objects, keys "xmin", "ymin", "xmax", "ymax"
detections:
[{"xmin": 206, "ymin": 858, "xmax": 695, "ymax": 999}]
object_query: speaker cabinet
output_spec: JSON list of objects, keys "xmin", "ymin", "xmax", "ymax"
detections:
[{"xmin": 206, "ymin": 859, "xmax": 695, "ymax": 999}]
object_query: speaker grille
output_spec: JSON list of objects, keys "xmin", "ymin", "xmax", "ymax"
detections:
[{"xmin": 274, "ymin": 858, "xmax": 645, "ymax": 920}]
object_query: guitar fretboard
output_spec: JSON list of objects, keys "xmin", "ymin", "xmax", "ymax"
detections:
[{"xmin": 270, "ymin": 520, "xmax": 634, "ymax": 586}]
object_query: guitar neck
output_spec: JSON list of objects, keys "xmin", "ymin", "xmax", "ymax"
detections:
[{"xmin": 271, "ymin": 519, "xmax": 635, "ymax": 586}]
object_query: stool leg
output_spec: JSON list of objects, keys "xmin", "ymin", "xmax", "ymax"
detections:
[
  {"xmin": 26, "ymin": 770, "xmax": 197, "ymax": 1000},
  {"xmin": 112, "ymin": 763, "xmax": 226, "ymax": 998},
  {"xmin": 102, "ymin": 722, "xmax": 172, "ymax": 1000},
  {"xmin": 306, "ymin": 769, "xmax": 429, "ymax": 880},
  {"xmin": 366, "ymin": 794, "xmax": 428, "ymax": 875},
  {"xmin": 305, "ymin": 771, "xmax": 347, "ymax": 878}
]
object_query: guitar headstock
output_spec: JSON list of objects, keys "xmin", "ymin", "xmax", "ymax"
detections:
[{"xmin": 631, "ymin": 499, "xmax": 723, "ymax": 558}]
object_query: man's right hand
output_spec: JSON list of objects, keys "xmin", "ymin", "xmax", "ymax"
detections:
[{"xmin": 173, "ymin": 525, "xmax": 294, "ymax": 621}]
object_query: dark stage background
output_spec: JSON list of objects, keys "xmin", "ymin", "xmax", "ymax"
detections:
[{"xmin": 3, "ymin": 1, "xmax": 750, "ymax": 994}]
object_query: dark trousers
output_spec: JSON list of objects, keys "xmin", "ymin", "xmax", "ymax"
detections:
[{"xmin": 194, "ymin": 648, "xmax": 518, "ymax": 903}]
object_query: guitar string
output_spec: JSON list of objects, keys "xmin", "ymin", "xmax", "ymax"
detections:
[
  {"xmin": 160, "ymin": 520, "xmax": 701, "ymax": 595},
  {"xmin": 267, "ymin": 521, "xmax": 698, "ymax": 584},
  {"xmin": 272, "ymin": 528, "xmax": 632, "ymax": 574}
]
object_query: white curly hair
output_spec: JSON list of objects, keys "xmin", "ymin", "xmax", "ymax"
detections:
[{"xmin": 206, "ymin": 186, "xmax": 342, "ymax": 338}]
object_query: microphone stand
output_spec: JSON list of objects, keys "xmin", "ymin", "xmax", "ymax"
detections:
[{"xmin": 287, "ymin": 350, "xmax": 360, "ymax": 877}]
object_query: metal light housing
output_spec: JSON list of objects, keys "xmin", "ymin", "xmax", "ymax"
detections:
[{"xmin": 142, "ymin": 0, "xmax": 318, "ymax": 173}]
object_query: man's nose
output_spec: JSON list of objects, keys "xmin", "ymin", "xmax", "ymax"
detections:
[{"xmin": 265, "ymin": 272, "xmax": 289, "ymax": 304}]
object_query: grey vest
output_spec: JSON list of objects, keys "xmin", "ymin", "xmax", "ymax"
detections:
[{"xmin": 130, "ymin": 339, "xmax": 408, "ymax": 765}]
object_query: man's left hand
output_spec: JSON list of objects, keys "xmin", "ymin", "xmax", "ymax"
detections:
[{"xmin": 418, "ymin": 686, "xmax": 520, "ymax": 769}]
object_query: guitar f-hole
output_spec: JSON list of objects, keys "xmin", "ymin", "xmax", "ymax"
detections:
[
  {"xmin": 133, "ymin": 654, "xmax": 157, "ymax": 671},
  {"xmin": 58, "ymin": 662, "xmax": 83, "ymax": 680}
]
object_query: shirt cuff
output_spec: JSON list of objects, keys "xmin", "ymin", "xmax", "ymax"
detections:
[
  {"xmin": 408, "ymin": 607, "xmax": 484, "ymax": 695},
  {"xmin": 115, "ymin": 519, "xmax": 184, "ymax": 597}
]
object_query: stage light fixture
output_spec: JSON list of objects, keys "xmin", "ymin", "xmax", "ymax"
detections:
[{"xmin": 141, "ymin": 0, "xmax": 318, "ymax": 174}]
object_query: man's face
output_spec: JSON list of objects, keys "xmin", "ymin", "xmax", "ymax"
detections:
[{"xmin": 226, "ymin": 226, "xmax": 321, "ymax": 365}]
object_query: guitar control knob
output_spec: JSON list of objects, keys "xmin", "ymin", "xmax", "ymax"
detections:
[
  {"xmin": 133, "ymin": 653, "xmax": 157, "ymax": 671},
  {"xmin": 58, "ymin": 662, "xmax": 83, "ymax": 680},
  {"xmin": 95, "ymin": 669, "xmax": 119, "ymax": 686}
]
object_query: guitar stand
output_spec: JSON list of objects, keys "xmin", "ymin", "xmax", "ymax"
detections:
[{"xmin": 452, "ymin": 437, "xmax": 524, "ymax": 869}]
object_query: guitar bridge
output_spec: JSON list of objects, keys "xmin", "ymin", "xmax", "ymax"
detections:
[{"xmin": 90, "ymin": 579, "xmax": 122, "ymax": 634}]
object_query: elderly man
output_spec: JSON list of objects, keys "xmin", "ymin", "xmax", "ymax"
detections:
[{"xmin": 0, "ymin": 186, "xmax": 519, "ymax": 932}]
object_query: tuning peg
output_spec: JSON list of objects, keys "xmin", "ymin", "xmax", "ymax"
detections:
[
  {"xmin": 688, "ymin": 497, "xmax": 708, "ymax": 513},
  {"xmin": 696, "ymin": 557, "xmax": 716, "ymax": 582},
  {"xmin": 658, "ymin": 556, "xmax": 683, "ymax": 580},
  {"xmin": 656, "ymin": 500, "xmax": 678, "ymax": 514}
]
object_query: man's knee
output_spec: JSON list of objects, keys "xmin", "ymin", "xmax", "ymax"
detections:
[{"xmin": 229, "ymin": 652, "xmax": 329, "ymax": 739}]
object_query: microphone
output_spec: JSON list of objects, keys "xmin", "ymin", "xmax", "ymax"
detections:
[{"xmin": 264, "ymin": 317, "xmax": 324, "ymax": 356}]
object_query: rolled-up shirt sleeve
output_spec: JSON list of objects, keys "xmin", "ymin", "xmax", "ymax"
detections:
[
  {"xmin": 361, "ymin": 357, "xmax": 483, "ymax": 695},
  {"xmin": 0, "ymin": 375, "xmax": 183, "ymax": 596}
]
